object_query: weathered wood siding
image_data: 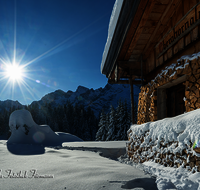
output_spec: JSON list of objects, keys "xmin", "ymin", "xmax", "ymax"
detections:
[{"xmin": 137, "ymin": 54, "xmax": 200, "ymax": 124}]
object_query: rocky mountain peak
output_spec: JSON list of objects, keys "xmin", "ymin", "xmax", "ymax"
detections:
[
  {"xmin": 0, "ymin": 84, "xmax": 140, "ymax": 118},
  {"xmin": 36, "ymin": 83, "xmax": 140, "ymax": 117},
  {"xmin": 76, "ymin": 85, "xmax": 89, "ymax": 94}
]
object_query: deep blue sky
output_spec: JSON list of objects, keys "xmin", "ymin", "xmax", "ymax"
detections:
[{"xmin": 0, "ymin": 0, "xmax": 115, "ymax": 105}]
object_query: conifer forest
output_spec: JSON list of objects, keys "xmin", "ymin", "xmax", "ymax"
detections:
[{"xmin": 0, "ymin": 99, "xmax": 137, "ymax": 141}]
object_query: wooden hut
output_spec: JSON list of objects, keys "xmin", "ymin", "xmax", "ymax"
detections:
[{"xmin": 101, "ymin": 0, "xmax": 200, "ymax": 124}]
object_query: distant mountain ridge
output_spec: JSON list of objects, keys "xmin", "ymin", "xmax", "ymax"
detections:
[
  {"xmin": 36, "ymin": 83, "xmax": 140, "ymax": 117},
  {"xmin": 0, "ymin": 84, "xmax": 140, "ymax": 117},
  {"xmin": 0, "ymin": 100, "xmax": 24, "ymax": 112}
]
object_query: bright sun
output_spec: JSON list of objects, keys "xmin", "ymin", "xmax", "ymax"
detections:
[{"xmin": 5, "ymin": 63, "xmax": 24, "ymax": 82}]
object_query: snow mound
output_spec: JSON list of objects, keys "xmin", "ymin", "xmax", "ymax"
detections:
[
  {"xmin": 143, "ymin": 161, "xmax": 200, "ymax": 190},
  {"xmin": 7, "ymin": 109, "xmax": 83, "ymax": 146},
  {"xmin": 129, "ymin": 109, "xmax": 200, "ymax": 155}
]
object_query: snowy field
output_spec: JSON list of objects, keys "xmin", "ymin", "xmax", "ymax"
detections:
[
  {"xmin": 1, "ymin": 109, "xmax": 200, "ymax": 189},
  {"xmin": 120, "ymin": 156, "xmax": 200, "ymax": 190},
  {"xmin": 0, "ymin": 110, "xmax": 157, "ymax": 190},
  {"xmin": 0, "ymin": 140, "xmax": 158, "ymax": 190},
  {"xmin": 1, "ymin": 139, "xmax": 200, "ymax": 190}
]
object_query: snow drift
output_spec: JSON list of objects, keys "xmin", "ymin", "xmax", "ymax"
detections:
[
  {"xmin": 7, "ymin": 109, "xmax": 82, "ymax": 146},
  {"xmin": 127, "ymin": 109, "xmax": 200, "ymax": 172}
]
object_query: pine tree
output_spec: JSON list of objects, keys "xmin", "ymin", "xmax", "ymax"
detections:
[
  {"xmin": 115, "ymin": 100, "xmax": 125, "ymax": 140},
  {"xmin": 72, "ymin": 103, "xmax": 80, "ymax": 136},
  {"xmin": 78, "ymin": 107, "xmax": 86, "ymax": 139},
  {"xmin": 65, "ymin": 101, "xmax": 74, "ymax": 134},
  {"xmin": 111, "ymin": 99, "xmax": 132, "ymax": 140},
  {"xmin": 55, "ymin": 105, "xmax": 65, "ymax": 132},
  {"xmin": 51, "ymin": 105, "xmax": 60, "ymax": 132},
  {"xmin": 62, "ymin": 112, "xmax": 70, "ymax": 133},
  {"xmin": 121, "ymin": 100, "xmax": 131, "ymax": 140},
  {"xmin": 86, "ymin": 106, "xmax": 97, "ymax": 140},
  {"xmin": 0, "ymin": 114, "xmax": 5, "ymax": 136},
  {"xmin": 83, "ymin": 121, "xmax": 91, "ymax": 141},
  {"xmin": 96, "ymin": 110, "xmax": 107, "ymax": 141},
  {"xmin": 106, "ymin": 105, "xmax": 117, "ymax": 141},
  {"xmin": 105, "ymin": 113, "xmax": 109, "ymax": 140}
]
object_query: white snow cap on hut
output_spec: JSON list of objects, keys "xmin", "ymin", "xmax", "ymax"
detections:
[
  {"xmin": 8, "ymin": 109, "xmax": 82, "ymax": 146},
  {"xmin": 101, "ymin": 0, "xmax": 124, "ymax": 73}
]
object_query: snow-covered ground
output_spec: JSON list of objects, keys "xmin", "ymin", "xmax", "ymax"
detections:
[
  {"xmin": 0, "ymin": 140, "xmax": 157, "ymax": 190},
  {"xmin": 1, "ymin": 109, "xmax": 157, "ymax": 190},
  {"xmin": 126, "ymin": 108, "xmax": 200, "ymax": 190},
  {"xmin": 2, "ymin": 139, "xmax": 200, "ymax": 190},
  {"xmin": 119, "ymin": 155, "xmax": 200, "ymax": 190},
  {"xmin": 2, "ymin": 109, "xmax": 200, "ymax": 189}
]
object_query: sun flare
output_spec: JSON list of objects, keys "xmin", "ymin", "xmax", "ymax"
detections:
[{"xmin": 5, "ymin": 63, "xmax": 24, "ymax": 82}]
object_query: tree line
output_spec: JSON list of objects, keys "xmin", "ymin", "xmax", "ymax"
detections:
[
  {"xmin": 0, "ymin": 101, "xmax": 98, "ymax": 141},
  {"xmin": 0, "ymin": 99, "xmax": 137, "ymax": 141},
  {"xmin": 28, "ymin": 101, "xmax": 99, "ymax": 141},
  {"xmin": 96, "ymin": 99, "xmax": 137, "ymax": 141}
]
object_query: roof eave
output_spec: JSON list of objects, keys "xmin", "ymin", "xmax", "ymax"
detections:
[{"xmin": 101, "ymin": 0, "xmax": 141, "ymax": 78}]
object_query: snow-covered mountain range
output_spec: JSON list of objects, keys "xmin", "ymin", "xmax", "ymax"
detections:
[
  {"xmin": 35, "ymin": 83, "xmax": 140, "ymax": 117},
  {"xmin": 0, "ymin": 100, "xmax": 24, "ymax": 112},
  {"xmin": 0, "ymin": 84, "xmax": 140, "ymax": 118}
]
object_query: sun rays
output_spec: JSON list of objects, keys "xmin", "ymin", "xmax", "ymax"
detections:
[
  {"xmin": 0, "ymin": 56, "xmax": 54, "ymax": 105},
  {"xmin": 4, "ymin": 63, "xmax": 24, "ymax": 82},
  {"xmin": 0, "ymin": 0, "xmax": 109, "ymax": 105}
]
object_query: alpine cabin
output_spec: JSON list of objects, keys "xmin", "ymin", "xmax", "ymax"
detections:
[{"xmin": 101, "ymin": 0, "xmax": 200, "ymax": 124}]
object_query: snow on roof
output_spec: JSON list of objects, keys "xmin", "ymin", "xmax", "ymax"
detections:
[{"xmin": 100, "ymin": 0, "xmax": 124, "ymax": 74}]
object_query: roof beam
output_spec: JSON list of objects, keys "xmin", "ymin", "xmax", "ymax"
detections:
[
  {"xmin": 143, "ymin": 0, "xmax": 181, "ymax": 57},
  {"xmin": 124, "ymin": 0, "xmax": 156, "ymax": 60},
  {"xmin": 108, "ymin": 79, "xmax": 142, "ymax": 85},
  {"xmin": 118, "ymin": 61, "xmax": 141, "ymax": 70},
  {"xmin": 119, "ymin": 69, "xmax": 142, "ymax": 77}
]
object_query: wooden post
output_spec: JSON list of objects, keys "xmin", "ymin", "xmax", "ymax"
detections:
[
  {"xmin": 129, "ymin": 78, "xmax": 135, "ymax": 124},
  {"xmin": 141, "ymin": 55, "xmax": 143, "ymax": 86}
]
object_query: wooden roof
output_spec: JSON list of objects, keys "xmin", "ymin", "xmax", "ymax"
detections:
[{"xmin": 101, "ymin": 0, "xmax": 199, "ymax": 84}]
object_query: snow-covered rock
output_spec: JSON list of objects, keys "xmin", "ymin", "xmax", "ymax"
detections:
[{"xmin": 7, "ymin": 109, "xmax": 83, "ymax": 146}]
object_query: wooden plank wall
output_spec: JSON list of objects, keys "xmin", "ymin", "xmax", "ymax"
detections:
[{"xmin": 153, "ymin": 0, "xmax": 200, "ymax": 72}]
